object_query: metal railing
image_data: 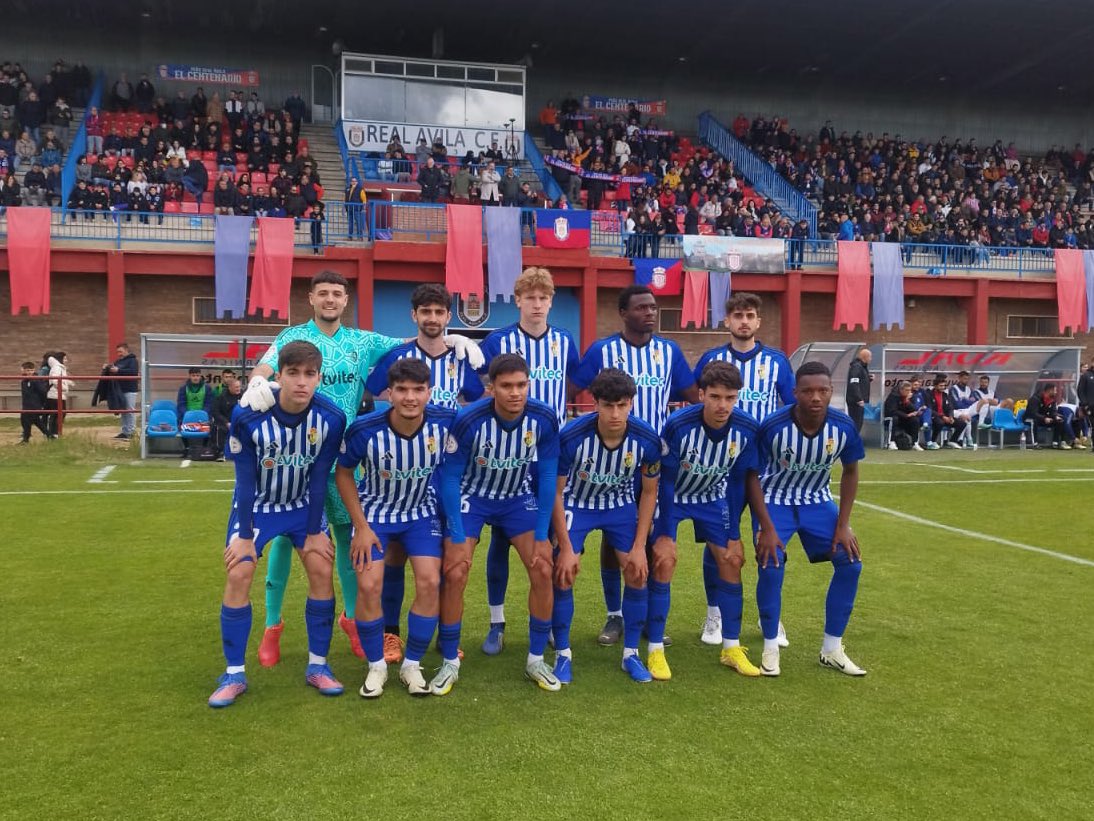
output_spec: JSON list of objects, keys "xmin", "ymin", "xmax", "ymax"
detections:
[
  {"xmin": 0, "ymin": 207, "xmax": 325, "ymax": 250},
  {"xmin": 60, "ymin": 73, "xmax": 105, "ymax": 206},
  {"xmin": 523, "ymin": 133, "xmax": 564, "ymax": 203},
  {"xmin": 698, "ymin": 111, "xmax": 818, "ymax": 236}
]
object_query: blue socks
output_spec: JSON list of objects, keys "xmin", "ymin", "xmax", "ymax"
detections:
[
  {"xmin": 405, "ymin": 611, "xmax": 438, "ymax": 663},
  {"xmin": 646, "ymin": 580, "xmax": 671, "ymax": 644},
  {"xmin": 715, "ymin": 579, "xmax": 743, "ymax": 640},
  {"xmin": 304, "ymin": 597, "xmax": 335, "ymax": 658},
  {"xmin": 621, "ymin": 584, "xmax": 648, "ymax": 649},
  {"xmin": 702, "ymin": 547, "xmax": 720, "ymax": 608},
  {"xmin": 439, "ymin": 621, "xmax": 462, "ymax": 661},
  {"xmin": 220, "ymin": 603, "xmax": 252, "ymax": 668},
  {"xmin": 355, "ymin": 617, "xmax": 385, "ymax": 665},
  {"xmin": 601, "ymin": 567, "xmax": 622, "ymax": 614},
  {"xmin": 485, "ymin": 530, "xmax": 510, "ymax": 608},
  {"xmin": 529, "ymin": 615, "xmax": 552, "ymax": 656},
  {"xmin": 825, "ymin": 553, "xmax": 862, "ymax": 637},
  {"xmin": 381, "ymin": 563, "xmax": 406, "ymax": 634},
  {"xmin": 551, "ymin": 587, "xmax": 574, "ymax": 652},
  {"xmin": 756, "ymin": 552, "xmax": 786, "ymax": 641}
]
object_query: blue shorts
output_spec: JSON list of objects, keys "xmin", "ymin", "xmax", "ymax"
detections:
[
  {"xmin": 226, "ymin": 504, "xmax": 309, "ymax": 558},
  {"xmin": 754, "ymin": 500, "xmax": 839, "ymax": 563},
  {"xmin": 486, "ymin": 466, "xmax": 541, "ymax": 542},
  {"xmin": 564, "ymin": 505, "xmax": 638, "ymax": 554},
  {"xmin": 661, "ymin": 498, "xmax": 735, "ymax": 546},
  {"xmin": 455, "ymin": 494, "xmax": 539, "ymax": 542},
  {"xmin": 369, "ymin": 516, "xmax": 444, "ymax": 560}
]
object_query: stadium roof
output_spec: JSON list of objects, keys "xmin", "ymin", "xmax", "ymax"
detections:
[{"xmin": 26, "ymin": 0, "xmax": 1094, "ymax": 103}]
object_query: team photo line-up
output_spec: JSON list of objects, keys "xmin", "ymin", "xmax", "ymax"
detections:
[{"xmin": 209, "ymin": 266, "xmax": 867, "ymax": 708}]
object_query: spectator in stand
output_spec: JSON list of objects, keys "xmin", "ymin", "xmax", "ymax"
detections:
[
  {"xmin": 284, "ymin": 184, "xmax": 306, "ymax": 218},
  {"xmin": 451, "ymin": 162, "xmax": 471, "ymax": 202},
  {"xmin": 48, "ymin": 96, "xmax": 72, "ymax": 143},
  {"xmin": 111, "ymin": 72, "xmax": 134, "ymax": 112},
  {"xmin": 246, "ymin": 137, "xmax": 268, "ymax": 173},
  {"xmin": 234, "ymin": 182, "xmax": 253, "ymax": 217},
  {"xmin": 253, "ymin": 185, "xmax": 272, "ymax": 217},
  {"xmin": 38, "ymin": 132, "xmax": 63, "ymax": 168},
  {"xmin": 245, "ymin": 91, "xmax": 264, "ymax": 123},
  {"xmin": 926, "ymin": 374, "xmax": 966, "ymax": 449},
  {"xmin": 478, "ymin": 160, "xmax": 500, "ymax": 205},
  {"xmin": 18, "ymin": 90, "xmax": 44, "ymax": 142},
  {"xmin": 283, "ymin": 91, "xmax": 306, "ymax": 129},
  {"xmin": 417, "ymin": 156, "xmax": 443, "ymax": 203},
  {"xmin": 182, "ymin": 157, "xmax": 208, "ymax": 206},
  {"xmin": 499, "ymin": 164, "xmax": 521, "ymax": 206},
  {"xmin": 1026, "ymin": 384, "xmax": 1074, "ymax": 448},
  {"xmin": 190, "ymin": 87, "xmax": 208, "ymax": 123},
  {"xmin": 14, "ymin": 130, "xmax": 36, "ymax": 172},
  {"xmin": 45, "ymin": 162, "xmax": 62, "ymax": 206},
  {"xmin": 217, "ymin": 142, "xmax": 237, "ymax": 174},
  {"xmin": 213, "ymin": 177, "xmax": 236, "ymax": 215},
  {"xmin": 225, "ymin": 90, "xmax": 244, "ymax": 132},
  {"xmin": 206, "ymin": 92, "xmax": 224, "ymax": 129},
  {"xmin": 539, "ymin": 99, "xmax": 558, "ymax": 139},
  {"xmin": 0, "ymin": 172, "xmax": 22, "ymax": 210},
  {"xmin": 344, "ymin": 176, "xmax": 366, "ymax": 239},
  {"xmin": 309, "ymin": 200, "xmax": 324, "ymax": 254},
  {"xmin": 22, "ymin": 161, "xmax": 47, "ymax": 206},
  {"xmin": 66, "ymin": 178, "xmax": 92, "ymax": 219},
  {"xmin": 299, "ymin": 172, "xmax": 320, "ymax": 210},
  {"xmin": 133, "ymin": 74, "xmax": 155, "ymax": 114}
]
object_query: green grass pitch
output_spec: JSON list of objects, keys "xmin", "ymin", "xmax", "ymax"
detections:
[{"xmin": 1, "ymin": 432, "xmax": 1092, "ymax": 820}]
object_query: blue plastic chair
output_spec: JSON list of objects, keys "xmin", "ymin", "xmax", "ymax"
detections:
[
  {"xmin": 988, "ymin": 407, "xmax": 1026, "ymax": 448},
  {"xmin": 145, "ymin": 408, "xmax": 179, "ymax": 438},
  {"xmin": 179, "ymin": 410, "xmax": 210, "ymax": 438},
  {"xmin": 151, "ymin": 399, "xmax": 175, "ymax": 416}
]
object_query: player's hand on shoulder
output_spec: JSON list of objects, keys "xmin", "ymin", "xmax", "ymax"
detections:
[
  {"xmin": 241, "ymin": 374, "xmax": 279, "ymax": 412},
  {"xmin": 224, "ymin": 538, "xmax": 257, "ymax": 570}
]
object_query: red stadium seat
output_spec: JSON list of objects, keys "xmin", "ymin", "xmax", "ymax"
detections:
[
  {"xmin": 198, "ymin": 203, "xmax": 215, "ymax": 215},
  {"xmin": 180, "ymin": 202, "xmax": 198, "ymax": 214},
  {"xmin": 121, "ymin": 156, "xmax": 134, "ymax": 169},
  {"xmin": 267, "ymin": 163, "xmax": 279, "ymax": 176},
  {"xmin": 236, "ymin": 153, "xmax": 247, "ymax": 163},
  {"xmin": 202, "ymin": 151, "xmax": 216, "ymax": 161},
  {"xmin": 163, "ymin": 201, "xmax": 181, "ymax": 213},
  {"xmin": 202, "ymin": 160, "xmax": 217, "ymax": 174},
  {"xmin": 86, "ymin": 153, "xmax": 98, "ymax": 164},
  {"xmin": 186, "ymin": 150, "xmax": 202, "ymax": 161},
  {"xmin": 103, "ymin": 156, "xmax": 117, "ymax": 171}
]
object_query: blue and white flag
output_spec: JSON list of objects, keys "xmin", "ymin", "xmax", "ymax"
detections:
[
  {"xmin": 871, "ymin": 242, "xmax": 905, "ymax": 330},
  {"xmin": 485, "ymin": 207, "xmax": 522, "ymax": 302},
  {"xmin": 214, "ymin": 215, "xmax": 253, "ymax": 319}
]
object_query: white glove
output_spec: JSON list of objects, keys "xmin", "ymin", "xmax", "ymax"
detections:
[
  {"xmin": 444, "ymin": 334, "xmax": 485, "ymax": 370},
  {"xmin": 240, "ymin": 374, "xmax": 278, "ymax": 412}
]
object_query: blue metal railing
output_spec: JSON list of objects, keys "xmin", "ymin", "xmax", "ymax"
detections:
[
  {"xmin": 523, "ymin": 133, "xmax": 564, "ymax": 204},
  {"xmin": 698, "ymin": 111, "xmax": 818, "ymax": 236},
  {"xmin": 0, "ymin": 207, "xmax": 325, "ymax": 250},
  {"xmin": 60, "ymin": 73, "xmax": 104, "ymax": 207}
]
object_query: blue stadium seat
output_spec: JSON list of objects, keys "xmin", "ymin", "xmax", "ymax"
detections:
[
  {"xmin": 151, "ymin": 399, "xmax": 175, "ymax": 416},
  {"xmin": 146, "ymin": 408, "xmax": 179, "ymax": 438},
  {"xmin": 988, "ymin": 407, "xmax": 1026, "ymax": 448},
  {"xmin": 179, "ymin": 410, "xmax": 211, "ymax": 441}
]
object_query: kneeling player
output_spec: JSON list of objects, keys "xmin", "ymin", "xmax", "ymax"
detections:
[
  {"xmin": 208, "ymin": 341, "xmax": 347, "ymax": 708},
  {"xmin": 336, "ymin": 357, "xmax": 456, "ymax": 698},
  {"xmin": 433, "ymin": 353, "xmax": 561, "ymax": 695},
  {"xmin": 652, "ymin": 361, "xmax": 778, "ymax": 680},
  {"xmin": 753, "ymin": 361, "xmax": 866, "ymax": 677},
  {"xmin": 551, "ymin": 369, "xmax": 662, "ymax": 683}
]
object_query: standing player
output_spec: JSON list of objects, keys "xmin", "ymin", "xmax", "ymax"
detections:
[
  {"xmin": 241, "ymin": 271, "xmax": 483, "ymax": 667},
  {"xmin": 650, "ymin": 361, "xmax": 778, "ymax": 680},
  {"xmin": 551, "ymin": 369, "xmax": 662, "ymax": 684},
  {"xmin": 335, "ymin": 358, "xmax": 456, "ymax": 698},
  {"xmin": 693, "ymin": 292, "xmax": 794, "ymax": 646},
  {"xmin": 433, "ymin": 354, "xmax": 561, "ymax": 695},
  {"xmin": 207, "ymin": 341, "xmax": 347, "ymax": 708},
  {"xmin": 571, "ymin": 284, "xmax": 699, "ymax": 645},
  {"xmin": 364, "ymin": 283, "xmax": 484, "ymax": 663},
  {"xmin": 754, "ymin": 361, "xmax": 867, "ymax": 677},
  {"xmin": 477, "ymin": 267, "xmax": 580, "ymax": 655}
]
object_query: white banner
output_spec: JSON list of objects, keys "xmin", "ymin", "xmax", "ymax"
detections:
[
  {"xmin": 342, "ymin": 120, "xmax": 524, "ymax": 159},
  {"xmin": 682, "ymin": 235, "xmax": 786, "ymax": 275}
]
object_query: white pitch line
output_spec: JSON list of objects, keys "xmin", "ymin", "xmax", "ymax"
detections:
[
  {"xmin": 132, "ymin": 479, "xmax": 194, "ymax": 484},
  {"xmin": 180, "ymin": 459, "xmax": 191, "ymax": 468},
  {"xmin": 908, "ymin": 462, "xmax": 1003, "ymax": 474},
  {"xmin": 87, "ymin": 465, "xmax": 117, "ymax": 484},
  {"xmin": 214, "ymin": 479, "xmax": 234, "ymax": 483},
  {"xmin": 855, "ymin": 499, "xmax": 1094, "ymax": 567},
  {"xmin": 1057, "ymin": 468, "xmax": 1094, "ymax": 473},
  {"xmin": 860, "ymin": 478, "xmax": 1092, "ymax": 485}
]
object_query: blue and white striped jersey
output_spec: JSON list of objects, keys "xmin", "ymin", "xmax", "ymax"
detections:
[
  {"xmin": 693, "ymin": 341, "xmax": 794, "ymax": 422},
  {"xmin": 558, "ymin": 414, "xmax": 663, "ymax": 511},
  {"xmin": 758, "ymin": 405, "xmax": 865, "ymax": 506},
  {"xmin": 228, "ymin": 392, "xmax": 346, "ymax": 537},
  {"xmin": 364, "ymin": 342, "xmax": 484, "ymax": 410},
  {"xmin": 661, "ymin": 404, "xmax": 759, "ymax": 505},
  {"xmin": 445, "ymin": 397, "xmax": 560, "ymax": 500},
  {"xmin": 337, "ymin": 405, "xmax": 457, "ymax": 524},
  {"xmin": 478, "ymin": 323, "xmax": 580, "ymax": 424},
  {"xmin": 572, "ymin": 333, "xmax": 695, "ymax": 434}
]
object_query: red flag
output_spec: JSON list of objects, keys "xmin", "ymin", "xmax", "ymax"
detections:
[
  {"xmin": 1054, "ymin": 249, "xmax": 1088, "ymax": 333},
  {"xmin": 446, "ymin": 204, "xmax": 484, "ymax": 297},
  {"xmin": 7, "ymin": 207, "xmax": 51, "ymax": 315},
  {"xmin": 833, "ymin": 241, "xmax": 871, "ymax": 331},
  {"xmin": 248, "ymin": 217, "xmax": 295, "ymax": 318},
  {"xmin": 681, "ymin": 271, "xmax": 709, "ymax": 329},
  {"xmin": 634, "ymin": 258, "xmax": 683, "ymax": 296}
]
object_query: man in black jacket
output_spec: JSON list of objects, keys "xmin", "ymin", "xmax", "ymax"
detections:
[
  {"xmin": 926, "ymin": 374, "xmax": 966, "ymax": 449},
  {"xmin": 1027, "ymin": 384, "xmax": 1073, "ymax": 449},
  {"xmin": 417, "ymin": 156, "xmax": 443, "ymax": 203},
  {"xmin": 19, "ymin": 361, "xmax": 50, "ymax": 443},
  {"xmin": 210, "ymin": 372, "xmax": 242, "ymax": 460},
  {"xmin": 105, "ymin": 342, "xmax": 140, "ymax": 439},
  {"xmin": 845, "ymin": 347, "xmax": 872, "ymax": 432}
]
